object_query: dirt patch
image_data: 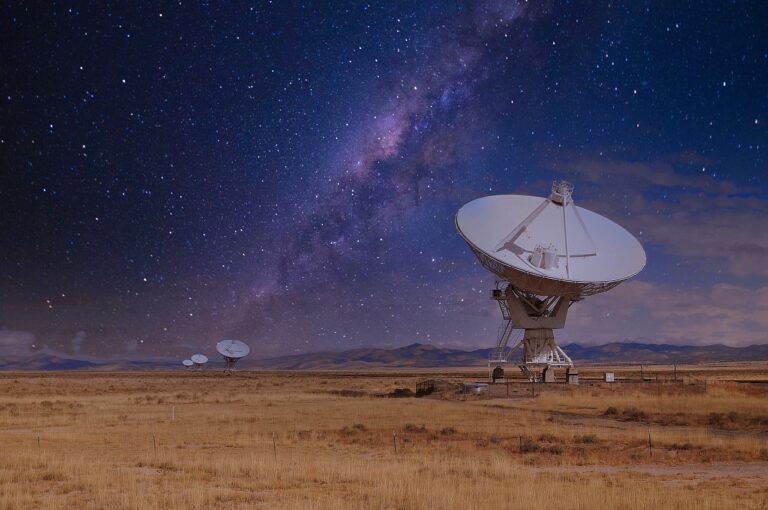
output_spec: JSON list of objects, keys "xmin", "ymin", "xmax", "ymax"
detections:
[
  {"xmin": 534, "ymin": 462, "xmax": 768, "ymax": 485},
  {"xmin": 115, "ymin": 466, "xmax": 162, "ymax": 476}
]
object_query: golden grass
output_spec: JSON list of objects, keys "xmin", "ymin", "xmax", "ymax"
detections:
[{"xmin": 0, "ymin": 368, "xmax": 766, "ymax": 509}]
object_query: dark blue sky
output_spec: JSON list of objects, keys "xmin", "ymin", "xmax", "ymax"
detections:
[{"xmin": 1, "ymin": 1, "xmax": 766, "ymax": 359}]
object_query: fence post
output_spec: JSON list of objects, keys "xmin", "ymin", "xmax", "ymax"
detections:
[
  {"xmin": 393, "ymin": 432, "xmax": 398, "ymax": 454},
  {"xmin": 647, "ymin": 426, "xmax": 652, "ymax": 457},
  {"xmin": 272, "ymin": 432, "xmax": 277, "ymax": 460}
]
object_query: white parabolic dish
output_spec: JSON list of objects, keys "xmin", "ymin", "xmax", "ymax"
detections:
[
  {"xmin": 190, "ymin": 354, "xmax": 208, "ymax": 364},
  {"xmin": 182, "ymin": 359, "xmax": 194, "ymax": 367},
  {"xmin": 456, "ymin": 192, "xmax": 646, "ymax": 297},
  {"xmin": 216, "ymin": 339, "xmax": 250, "ymax": 359}
]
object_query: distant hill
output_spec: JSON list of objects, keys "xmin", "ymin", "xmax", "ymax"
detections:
[
  {"xmin": 562, "ymin": 342, "xmax": 768, "ymax": 364},
  {"xmin": 251, "ymin": 342, "xmax": 768, "ymax": 369},
  {"xmin": 1, "ymin": 342, "xmax": 767, "ymax": 371},
  {"xmin": 250, "ymin": 343, "xmax": 495, "ymax": 370},
  {"xmin": 0, "ymin": 354, "xmax": 178, "ymax": 371}
]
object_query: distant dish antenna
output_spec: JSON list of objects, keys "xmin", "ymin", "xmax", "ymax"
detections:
[
  {"xmin": 216, "ymin": 339, "xmax": 250, "ymax": 372},
  {"xmin": 182, "ymin": 359, "xmax": 194, "ymax": 368},
  {"xmin": 190, "ymin": 354, "xmax": 208, "ymax": 369},
  {"xmin": 456, "ymin": 180, "xmax": 645, "ymax": 383}
]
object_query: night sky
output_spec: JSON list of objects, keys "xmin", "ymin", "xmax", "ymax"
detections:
[{"xmin": 1, "ymin": 1, "xmax": 766, "ymax": 361}]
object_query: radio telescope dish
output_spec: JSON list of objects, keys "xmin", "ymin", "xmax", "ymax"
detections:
[
  {"xmin": 190, "ymin": 354, "xmax": 208, "ymax": 369},
  {"xmin": 182, "ymin": 359, "xmax": 194, "ymax": 368},
  {"xmin": 456, "ymin": 181, "xmax": 645, "ymax": 383},
  {"xmin": 216, "ymin": 339, "xmax": 250, "ymax": 372}
]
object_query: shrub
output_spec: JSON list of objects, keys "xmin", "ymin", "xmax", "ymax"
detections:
[
  {"xmin": 708, "ymin": 413, "xmax": 725, "ymax": 427},
  {"xmin": 340, "ymin": 423, "xmax": 367, "ymax": 435},
  {"xmin": 574, "ymin": 434, "xmax": 597, "ymax": 444},
  {"xmin": 519, "ymin": 437, "xmax": 540, "ymax": 453},
  {"xmin": 604, "ymin": 406, "xmax": 619, "ymax": 416},
  {"xmin": 40, "ymin": 471, "xmax": 65, "ymax": 481},
  {"xmin": 623, "ymin": 407, "xmax": 647, "ymax": 421},
  {"xmin": 440, "ymin": 427, "xmax": 457, "ymax": 436},
  {"xmin": 523, "ymin": 455, "xmax": 539, "ymax": 466}
]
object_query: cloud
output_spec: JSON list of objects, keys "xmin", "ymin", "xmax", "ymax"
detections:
[
  {"xmin": 123, "ymin": 338, "xmax": 139, "ymax": 354},
  {"xmin": 0, "ymin": 329, "xmax": 37, "ymax": 356},
  {"xmin": 564, "ymin": 280, "xmax": 768, "ymax": 346},
  {"xmin": 561, "ymin": 156, "xmax": 728, "ymax": 192},
  {"xmin": 636, "ymin": 194, "xmax": 768, "ymax": 277},
  {"xmin": 547, "ymin": 153, "xmax": 768, "ymax": 277},
  {"xmin": 71, "ymin": 330, "xmax": 86, "ymax": 354}
]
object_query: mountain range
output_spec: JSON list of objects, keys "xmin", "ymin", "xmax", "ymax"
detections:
[
  {"xmin": 250, "ymin": 342, "xmax": 768, "ymax": 369},
  {"xmin": 1, "ymin": 342, "xmax": 767, "ymax": 371},
  {"xmin": 0, "ymin": 353, "xmax": 177, "ymax": 371}
]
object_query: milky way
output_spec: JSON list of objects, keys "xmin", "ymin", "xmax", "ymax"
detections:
[{"xmin": 1, "ymin": 1, "xmax": 765, "ymax": 359}]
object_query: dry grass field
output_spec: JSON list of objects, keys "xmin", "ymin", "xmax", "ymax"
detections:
[{"xmin": 0, "ymin": 364, "xmax": 767, "ymax": 509}]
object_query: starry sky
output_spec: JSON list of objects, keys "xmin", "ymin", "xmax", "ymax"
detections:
[{"xmin": 1, "ymin": 1, "xmax": 766, "ymax": 361}]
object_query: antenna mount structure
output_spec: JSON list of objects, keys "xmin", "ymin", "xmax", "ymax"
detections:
[{"xmin": 487, "ymin": 281, "xmax": 574, "ymax": 382}]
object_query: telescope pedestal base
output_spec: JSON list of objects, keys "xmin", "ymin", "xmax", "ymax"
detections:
[
  {"xmin": 223, "ymin": 357, "xmax": 240, "ymax": 372},
  {"xmin": 488, "ymin": 284, "xmax": 575, "ymax": 383},
  {"xmin": 522, "ymin": 329, "xmax": 573, "ymax": 367},
  {"xmin": 518, "ymin": 329, "xmax": 574, "ymax": 383}
]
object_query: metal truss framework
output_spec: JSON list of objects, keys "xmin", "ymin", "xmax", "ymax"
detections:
[
  {"xmin": 466, "ymin": 243, "xmax": 622, "ymax": 298},
  {"xmin": 489, "ymin": 282, "xmax": 574, "ymax": 381},
  {"xmin": 222, "ymin": 357, "xmax": 239, "ymax": 372}
]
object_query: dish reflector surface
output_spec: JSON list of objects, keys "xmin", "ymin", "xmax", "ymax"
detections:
[
  {"xmin": 216, "ymin": 339, "xmax": 250, "ymax": 359},
  {"xmin": 182, "ymin": 359, "xmax": 194, "ymax": 367},
  {"xmin": 190, "ymin": 354, "xmax": 208, "ymax": 364},
  {"xmin": 456, "ymin": 192, "xmax": 645, "ymax": 296}
]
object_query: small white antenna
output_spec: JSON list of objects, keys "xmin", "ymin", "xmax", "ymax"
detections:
[{"xmin": 190, "ymin": 354, "xmax": 208, "ymax": 369}]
